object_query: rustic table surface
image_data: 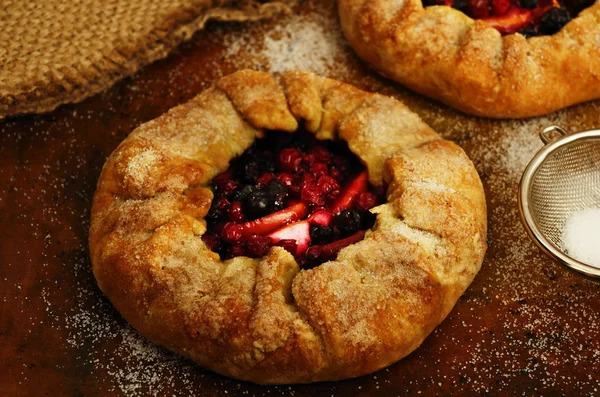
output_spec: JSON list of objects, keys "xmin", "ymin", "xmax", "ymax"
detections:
[{"xmin": 2, "ymin": 1, "xmax": 600, "ymax": 396}]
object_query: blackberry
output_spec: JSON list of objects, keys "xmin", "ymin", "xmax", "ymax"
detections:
[
  {"xmin": 310, "ymin": 225, "xmax": 335, "ymax": 245},
  {"xmin": 519, "ymin": 0, "xmax": 538, "ymax": 9},
  {"xmin": 539, "ymin": 8, "xmax": 571, "ymax": 35},
  {"xmin": 333, "ymin": 210, "xmax": 361, "ymax": 237},
  {"xmin": 243, "ymin": 191, "xmax": 273, "ymax": 219}
]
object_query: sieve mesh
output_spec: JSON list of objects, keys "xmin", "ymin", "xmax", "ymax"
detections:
[{"xmin": 530, "ymin": 138, "xmax": 600, "ymax": 254}]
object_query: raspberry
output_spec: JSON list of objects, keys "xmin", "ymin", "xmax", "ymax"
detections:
[
  {"xmin": 301, "ymin": 186, "xmax": 326, "ymax": 207},
  {"xmin": 279, "ymin": 148, "xmax": 303, "ymax": 172},
  {"xmin": 227, "ymin": 244, "xmax": 246, "ymax": 259},
  {"xmin": 310, "ymin": 162, "xmax": 329, "ymax": 178},
  {"xmin": 317, "ymin": 176, "xmax": 340, "ymax": 200},
  {"xmin": 246, "ymin": 234, "xmax": 273, "ymax": 257},
  {"xmin": 201, "ymin": 233, "xmax": 221, "ymax": 252},
  {"xmin": 355, "ymin": 192, "xmax": 378, "ymax": 211},
  {"xmin": 221, "ymin": 222, "xmax": 244, "ymax": 244},
  {"xmin": 277, "ymin": 173, "xmax": 295, "ymax": 188}
]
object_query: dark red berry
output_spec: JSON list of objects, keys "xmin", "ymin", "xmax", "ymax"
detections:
[
  {"xmin": 227, "ymin": 244, "xmax": 246, "ymax": 259},
  {"xmin": 355, "ymin": 192, "xmax": 378, "ymax": 211},
  {"xmin": 221, "ymin": 222, "xmax": 244, "ymax": 244},
  {"xmin": 279, "ymin": 148, "xmax": 303, "ymax": 172},
  {"xmin": 218, "ymin": 179, "xmax": 239, "ymax": 197},
  {"xmin": 276, "ymin": 239, "xmax": 298, "ymax": 255},
  {"xmin": 216, "ymin": 197, "xmax": 230, "ymax": 209},
  {"xmin": 491, "ymin": 0, "xmax": 510, "ymax": 15},
  {"xmin": 310, "ymin": 163, "xmax": 329, "ymax": 178},
  {"xmin": 228, "ymin": 201, "xmax": 246, "ymax": 223},
  {"xmin": 277, "ymin": 173, "xmax": 295, "ymax": 187},
  {"xmin": 301, "ymin": 173, "xmax": 317, "ymax": 190},
  {"xmin": 312, "ymin": 146, "xmax": 332, "ymax": 163},
  {"xmin": 301, "ymin": 186, "xmax": 326, "ymax": 207},
  {"xmin": 246, "ymin": 234, "xmax": 273, "ymax": 257},
  {"xmin": 317, "ymin": 175, "xmax": 340, "ymax": 200},
  {"xmin": 201, "ymin": 233, "xmax": 221, "ymax": 252},
  {"xmin": 258, "ymin": 172, "xmax": 275, "ymax": 185}
]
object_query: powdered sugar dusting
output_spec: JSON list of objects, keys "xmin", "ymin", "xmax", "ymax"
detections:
[{"xmin": 222, "ymin": 4, "xmax": 352, "ymax": 78}]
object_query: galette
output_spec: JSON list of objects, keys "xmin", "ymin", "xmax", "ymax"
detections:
[{"xmin": 89, "ymin": 70, "xmax": 487, "ymax": 383}]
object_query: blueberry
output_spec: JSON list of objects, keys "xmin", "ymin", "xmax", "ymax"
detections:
[
  {"xmin": 265, "ymin": 179, "xmax": 287, "ymax": 199},
  {"xmin": 243, "ymin": 161, "xmax": 262, "ymax": 183},
  {"xmin": 519, "ymin": 0, "xmax": 538, "ymax": 9},
  {"xmin": 539, "ymin": 8, "xmax": 571, "ymax": 35},
  {"xmin": 519, "ymin": 27, "xmax": 538, "ymax": 38},
  {"xmin": 333, "ymin": 210, "xmax": 361, "ymax": 237},
  {"xmin": 358, "ymin": 210, "xmax": 377, "ymax": 229},
  {"xmin": 233, "ymin": 184, "xmax": 258, "ymax": 202},
  {"xmin": 310, "ymin": 225, "xmax": 335, "ymax": 245},
  {"xmin": 244, "ymin": 191, "xmax": 273, "ymax": 219},
  {"xmin": 453, "ymin": 0, "xmax": 467, "ymax": 9}
]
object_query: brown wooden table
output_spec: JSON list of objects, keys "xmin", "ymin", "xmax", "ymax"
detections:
[{"xmin": 2, "ymin": 1, "xmax": 600, "ymax": 395}]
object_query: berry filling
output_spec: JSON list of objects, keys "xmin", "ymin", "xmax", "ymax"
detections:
[
  {"xmin": 423, "ymin": 0, "xmax": 594, "ymax": 36},
  {"xmin": 202, "ymin": 131, "xmax": 384, "ymax": 267}
]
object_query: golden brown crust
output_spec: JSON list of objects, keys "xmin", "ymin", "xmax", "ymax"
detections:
[
  {"xmin": 338, "ymin": 0, "xmax": 600, "ymax": 118},
  {"xmin": 89, "ymin": 69, "xmax": 487, "ymax": 384}
]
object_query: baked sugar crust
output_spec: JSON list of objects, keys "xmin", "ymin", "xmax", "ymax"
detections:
[
  {"xmin": 89, "ymin": 70, "xmax": 487, "ymax": 383},
  {"xmin": 338, "ymin": 0, "xmax": 600, "ymax": 118}
]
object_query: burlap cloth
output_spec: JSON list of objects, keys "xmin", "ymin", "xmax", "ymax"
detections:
[{"xmin": 0, "ymin": 0, "xmax": 295, "ymax": 119}]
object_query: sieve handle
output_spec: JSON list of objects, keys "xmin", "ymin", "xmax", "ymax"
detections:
[{"xmin": 540, "ymin": 126, "xmax": 567, "ymax": 144}]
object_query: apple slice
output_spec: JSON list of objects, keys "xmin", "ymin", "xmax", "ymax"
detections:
[
  {"xmin": 240, "ymin": 202, "xmax": 308, "ymax": 237},
  {"xmin": 330, "ymin": 171, "xmax": 368, "ymax": 214},
  {"xmin": 305, "ymin": 230, "xmax": 366, "ymax": 266},
  {"xmin": 267, "ymin": 220, "xmax": 311, "ymax": 255},
  {"xmin": 308, "ymin": 209, "xmax": 333, "ymax": 226},
  {"xmin": 482, "ymin": 7, "xmax": 533, "ymax": 34}
]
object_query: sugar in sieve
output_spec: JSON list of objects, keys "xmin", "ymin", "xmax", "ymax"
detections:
[{"xmin": 519, "ymin": 125, "xmax": 600, "ymax": 278}]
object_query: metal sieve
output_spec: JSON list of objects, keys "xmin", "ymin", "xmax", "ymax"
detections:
[{"xmin": 519, "ymin": 125, "xmax": 600, "ymax": 278}]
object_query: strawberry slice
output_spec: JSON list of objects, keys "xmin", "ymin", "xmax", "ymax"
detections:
[
  {"xmin": 482, "ymin": 7, "xmax": 533, "ymax": 34},
  {"xmin": 304, "ymin": 230, "xmax": 366, "ymax": 266},
  {"xmin": 240, "ymin": 202, "xmax": 308, "ymax": 237},
  {"xmin": 330, "ymin": 171, "xmax": 368, "ymax": 214},
  {"xmin": 267, "ymin": 220, "xmax": 311, "ymax": 255},
  {"xmin": 308, "ymin": 210, "xmax": 333, "ymax": 226}
]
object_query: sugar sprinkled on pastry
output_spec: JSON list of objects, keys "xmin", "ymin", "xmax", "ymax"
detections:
[{"xmin": 338, "ymin": 0, "xmax": 600, "ymax": 118}]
